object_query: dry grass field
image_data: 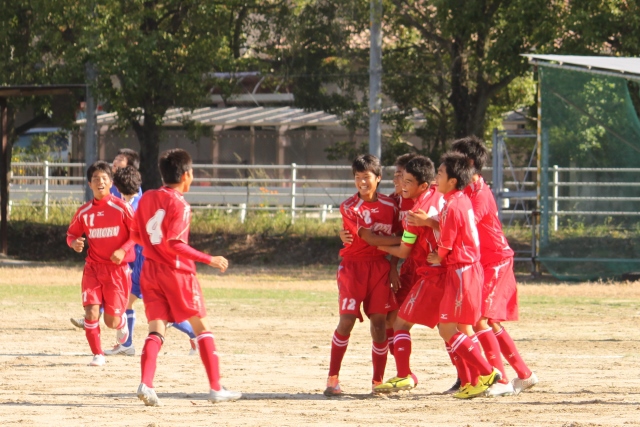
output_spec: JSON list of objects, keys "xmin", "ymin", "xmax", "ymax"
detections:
[{"xmin": 1, "ymin": 264, "xmax": 640, "ymax": 426}]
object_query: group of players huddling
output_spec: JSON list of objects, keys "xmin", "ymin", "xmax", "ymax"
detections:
[{"xmin": 65, "ymin": 136, "xmax": 536, "ymax": 406}]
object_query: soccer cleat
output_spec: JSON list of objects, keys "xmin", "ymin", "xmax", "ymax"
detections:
[
  {"xmin": 116, "ymin": 321, "xmax": 129, "ymax": 345},
  {"xmin": 373, "ymin": 375, "xmax": 415, "ymax": 393},
  {"xmin": 70, "ymin": 317, "xmax": 85, "ymax": 329},
  {"xmin": 443, "ymin": 378, "xmax": 462, "ymax": 395},
  {"xmin": 104, "ymin": 343, "xmax": 135, "ymax": 356},
  {"xmin": 512, "ymin": 372, "xmax": 538, "ymax": 395},
  {"xmin": 410, "ymin": 372, "xmax": 419, "ymax": 387},
  {"xmin": 137, "ymin": 383, "xmax": 161, "ymax": 406},
  {"xmin": 453, "ymin": 381, "xmax": 490, "ymax": 399},
  {"xmin": 189, "ymin": 338, "xmax": 198, "ymax": 356},
  {"xmin": 208, "ymin": 386, "xmax": 242, "ymax": 403},
  {"xmin": 486, "ymin": 381, "xmax": 515, "ymax": 397},
  {"xmin": 371, "ymin": 381, "xmax": 383, "ymax": 394},
  {"xmin": 323, "ymin": 375, "xmax": 342, "ymax": 396},
  {"xmin": 478, "ymin": 368, "xmax": 502, "ymax": 388},
  {"xmin": 88, "ymin": 354, "xmax": 105, "ymax": 366}
]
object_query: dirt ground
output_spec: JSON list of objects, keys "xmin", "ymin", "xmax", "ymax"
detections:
[{"xmin": 1, "ymin": 265, "xmax": 640, "ymax": 426}]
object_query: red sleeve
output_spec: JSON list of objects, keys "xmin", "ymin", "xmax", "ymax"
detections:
[
  {"xmin": 340, "ymin": 204, "xmax": 359, "ymax": 235},
  {"xmin": 167, "ymin": 240, "xmax": 212, "ymax": 265},
  {"xmin": 166, "ymin": 202, "xmax": 190, "ymax": 243},
  {"xmin": 438, "ymin": 203, "xmax": 458, "ymax": 251},
  {"xmin": 66, "ymin": 210, "xmax": 85, "ymax": 248},
  {"xmin": 469, "ymin": 192, "xmax": 488, "ymax": 224},
  {"xmin": 119, "ymin": 203, "xmax": 136, "ymax": 251},
  {"xmin": 130, "ymin": 229, "xmax": 143, "ymax": 246}
]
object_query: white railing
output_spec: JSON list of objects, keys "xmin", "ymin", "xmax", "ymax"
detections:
[{"xmin": 8, "ymin": 162, "xmax": 640, "ymax": 224}]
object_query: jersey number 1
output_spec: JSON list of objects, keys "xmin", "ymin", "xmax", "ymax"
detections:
[
  {"xmin": 146, "ymin": 209, "xmax": 166, "ymax": 245},
  {"xmin": 82, "ymin": 213, "xmax": 95, "ymax": 227}
]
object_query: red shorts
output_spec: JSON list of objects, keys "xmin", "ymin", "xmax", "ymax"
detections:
[
  {"xmin": 482, "ymin": 257, "xmax": 518, "ymax": 322},
  {"xmin": 81, "ymin": 262, "xmax": 130, "ymax": 317},
  {"xmin": 439, "ymin": 262, "xmax": 484, "ymax": 325},
  {"xmin": 337, "ymin": 257, "xmax": 397, "ymax": 322},
  {"xmin": 399, "ymin": 268, "xmax": 446, "ymax": 328},
  {"xmin": 140, "ymin": 259, "xmax": 207, "ymax": 323},
  {"xmin": 396, "ymin": 257, "xmax": 418, "ymax": 305}
]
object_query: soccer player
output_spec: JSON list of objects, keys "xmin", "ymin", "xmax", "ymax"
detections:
[
  {"xmin": 427, "ymin": 152, "xmax": 501, "ymax": 399},
  {"xmin": 452, "ymin": 136, "xmax": 538, "ymax": 395},
  {"xmin": 324, "ymin": 154, "xmax": 399, "ymax": 396},
  {"xmin": 111, "ymin": 148, "xmax": 142, "ymax": 199},
  {"xmin": 366, "ymin": 156, "xmax": 446, "ymax": 393},
  {"xmin": 66, "ymin": 161, "xmax": 135, "ymax": 366},
  {"xmin": 103, "ymin": 166, "xmax": 199, "ymax": 357},
  {"xmin": 130, "ymin": 148, "xmax": 240, "ymax": 406}
]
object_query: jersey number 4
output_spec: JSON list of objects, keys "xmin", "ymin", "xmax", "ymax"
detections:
[{"xmin": 146, "ymin": 209, "xmax": 166, "ymax": 245}]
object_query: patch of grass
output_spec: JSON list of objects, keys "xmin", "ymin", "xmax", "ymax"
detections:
[
  {"xmin": 0, "ymin": 284, "xmax": 78, "ymax": 303},
  {"xmin": 202, "ymin": 288, "xmax": 334, "ymax": 303}
]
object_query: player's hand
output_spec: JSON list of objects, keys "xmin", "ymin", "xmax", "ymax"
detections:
[
  {"xmin": 427, "ymin": 251, "xmax": 442, "ymax": 264},
  {"xmin": 110, "ymin": 248, "xmax": 126, "ymax": 264},
  {"xmin": 406, "ymin": 209, "xmax": 429, "ymax": 226},
  {"xmin": 71, "ymin": 237, "xmax": 85, "ymax": 253},
  {"xmin": 210, "ymin": 256, "xmax": 229, "ymax": 273},
  {"xmin": 389, "ymin": 267, "xmax": 401, "ymax": 293},
  {"xmin": 339, "ymin": 229, "xmax": 353, "ymax": 245}
]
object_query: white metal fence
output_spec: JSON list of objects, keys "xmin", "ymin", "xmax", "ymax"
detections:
[{"xmin": 8, "ymin": 162, "xmax": 640, "ymax": 225}]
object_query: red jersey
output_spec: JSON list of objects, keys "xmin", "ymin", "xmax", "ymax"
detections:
[
  {"xmin": 67, "ymin": 194, "xmax": 135, "ymax": 264},
  {"xmin": 402, "ymin": 187, "xmax": 446, "ymax": 269},
  {"xmin": 438, "ymin": 190, "xmax": 481, "ymax": 265},
  {"xmin": 339, "ymin": 192, "xmax": 399, "ymax": 259},
  {"xmin": 132, "ymin": 187, "xmax": 199, "ymax": 274},
  {"xmin": 463, "ymin": 177, "xmax": 514, "ymax": 265},
  {"xmin": 389, "ymin": 192, "xmax": 415, "ymax": 224}
]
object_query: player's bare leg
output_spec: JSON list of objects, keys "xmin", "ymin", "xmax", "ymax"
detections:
[
  {"xmin": 325, "ymin": 314, "xmax": 357, "ymax": 396},
  {"xmin": 187, "ymin": 316, "xmax": 241, "ymax": 403},
  {"xmin": 369, "ymin": 313, "xmax": 388, "ymax": 390},
  {"xmin": 489, "ymin": 320, "xmax": 537, "ymax": 394},
  {"xmin": 137, "ymin": 319, "xmax": 166, "ymax": 406}
]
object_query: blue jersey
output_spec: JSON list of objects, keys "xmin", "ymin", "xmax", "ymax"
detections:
[{"xmin": 111, "ymin": 185, "xmax": 142, "ymax": 201}]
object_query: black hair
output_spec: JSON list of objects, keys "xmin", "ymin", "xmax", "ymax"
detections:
[
  {"xmin": 116, "ymin": 148, "xmax": 140, "ymax": 170},
  {"xmin": 440, "ymin": 152, "xmax": 473, "ymax": 190},
  {"xmin": 159, "ymin": 149, "xmax": 192, "ymax": 184},
  {"xmin": 404, "ymin": 156, "xmax": 435, "ymax": 185},
  {"xmin": 394, "ymin": 153, "xmax": 418, "ymax": 169},
  {"xmin": 451, "ymin": 136, "xmax": 488, "ymax": 173},
  {"xmin": 113, "ymin": 165, "xmax": 142, "ymax": 196},
  {"xmin": 351, "ymin": 154, "xmax": 382, "ymax": 177},
  {"xmin": 86, "ymin": 161, "xmax": 113, "ymax": 182}
]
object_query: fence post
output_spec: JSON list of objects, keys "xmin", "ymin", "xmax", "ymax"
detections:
[
  {"xmin": 290, "ymin": 163, "xmax": 297, "ymax": 223},
  {"xmin": 239, "ymin": 203, "xmax": 247, "ymax": 224},
  {"xmin": 552, "ymin": 164, "xmax": 558, "ymax": 232},
  {"xmin": 321, "ymin": 204, "xmax": 327, "ymax": 223},
  {"xmin": 531, "ymin": 210, "xmax": 539, "ymax": 277},
  {"xmin": 44, "ymin": 160, "xmax": 50, "ymax": 221}
]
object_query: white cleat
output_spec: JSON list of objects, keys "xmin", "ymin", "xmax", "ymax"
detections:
[
  {"xmin": 208, "ymin": 387, "xmax": 242, "ymax": 403},
  {"xmin": 512, "ymin": 372, "xmax": 538, "ymax": 395},
  {"xmin": 104, "ymin": 343, "xmax": 135, "ymax": 356},
  {"xmin": 116, "ymin": 319, "xmax": 129, "ymax": 345},
  {"xmin": 189, "ymin": 338, "xmax": 198, "ymax": 356},
  {"xmin": 137, "ymin": 383, "xmax": 161, "ymax": 406},
  {"xmin": 88, "ymin": 354, "xmax": 106, "ymax": 366},
  {"xmin": 70, "ymin": 317, "xmax": 85, "ymax": 329},
  {"xmin": 486, "ymin": 381, "xmax": 515, "ymax": 397}
]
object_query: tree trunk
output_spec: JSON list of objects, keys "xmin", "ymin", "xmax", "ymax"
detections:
[{"xmin": 132, "ymin": 115, "xmax": 163, "ymax": 191}]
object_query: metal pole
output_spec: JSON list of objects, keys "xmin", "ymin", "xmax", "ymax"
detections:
[
  {"xmin": 368, "ymin": 0, "xmax": 382, "ymax": 158},
  {"xmin": 531, "ymin": 210, "xmax": 539, "ymax": 277},
  {"xmin": 290, "ymin": 163, "xmax": 297, "ymax": 223},
  {"xmin": 84, "ymin": 63, "xmax": 98, "ymax": 202},
  {"xmin": 535, "ymin": 66, "xmax": 542, "ymax": 250},
  {"xmin": 552, "ymin": 164, "xmax": 558, "ymax": 231},
  {"xmin": 0, "ymin": 98, "xmax": 8, "ymax": 255},
  {"xmin": 239, "ymin": 203, "xmax": 247, "ymax": 224},
  {"xmin": 44, "ymin": 160, "xmax": 50, "ymax": 221}
]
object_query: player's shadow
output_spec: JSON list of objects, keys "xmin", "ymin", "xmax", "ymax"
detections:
[{"xmin": 156, "ymin": 392, "xmax": 381, "ymax": 401}]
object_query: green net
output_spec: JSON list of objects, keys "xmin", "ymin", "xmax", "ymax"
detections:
[{"xmin": 539, "ymin": 66, "xmax": 640, "ymax": 281}]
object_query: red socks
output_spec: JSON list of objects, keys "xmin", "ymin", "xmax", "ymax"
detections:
[
  {"xmin": 84, "ymin": 318, "xmax": 102, "ymax": 355},
  {"xmin": 393, "ymin": 330, "xmax": 412, "ymax": 378},
  {"xmin": 446, "ymin": 342, "xmax": 471, "ymax": 385},
  {"xmin": 476, "ymin": 328, "xmax": 508, "ymax": 382},
  {"xmin": 371, "ymin": 340, "xmax": 389, "ymax": 383},
  {"xmin": 494, "ymin": 326, "xmax": 532, "ymax": 379},
  {"xmin": 140, "ymin": 334, "xmax": 162, "ymax": 388},
  {"xmin": 328, "ymin": 331, "xmax": 349, "ymax": 377},
  {"xmin": 386, "ymin": 328, "xmax": 395, "ymax": 356},
  {"xmin": 197, "ymin": 332, "xmax": 221, "ymax": 391},
  {"xmin": 448, "ymin": 332, "xmax": 493, "ymax": 376}
]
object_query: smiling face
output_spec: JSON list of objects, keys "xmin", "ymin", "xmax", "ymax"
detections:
[
  {"xmin": 354, "ymin": 170, "xmax": 380, "ymax": 202},
  {"xmin": 401, "ymin": 170, "xmax": 427, "ymax": 200},
  {"xmin": 393, "ymin": 166, "xmax": 404, "ymax": 195},
  {"xmin": 89, "ymin": 170, "xmax": 113, "ymax": 200},
  {"xmin": 435, "ymin": 163, "xmax": 457, "ymax": 195}
]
